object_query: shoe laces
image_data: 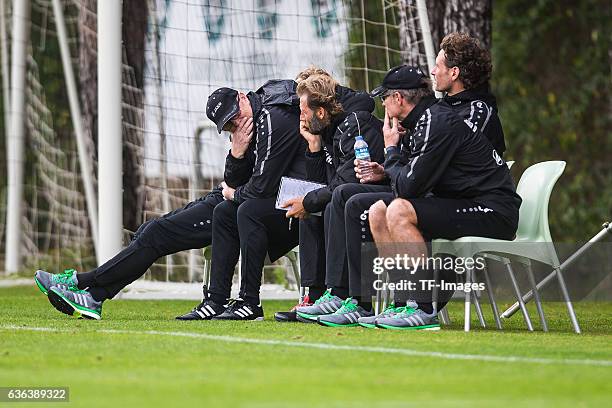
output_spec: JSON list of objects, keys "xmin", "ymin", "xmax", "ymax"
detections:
[
  {"xmin": 334, "ymin": 298, "xmax": 357, "ymax": 315},
  {"xmin": 224, "ymin": 298, "xmax": 245, "ymax": 313},
  {"xmin": 314, "ymin": 289, "xmax": 333, "ymax": 305},
  {"xmin": 382, "ymin": 302, "xmax": 397, "ymax": 315},
  {"xmin": 393, "ymin": 305, "xmax": 417, "ymax": 318},
  {"xmin": 52, "ymin": 269, "xmax": 76, "ymax": 286},
  {"xmin": 290, "ymin": 295, "xmax": 311, "ymax": 311},
  {"xmin": 193, "ymin": 298, "xmax": 214, "ymax": 312}
]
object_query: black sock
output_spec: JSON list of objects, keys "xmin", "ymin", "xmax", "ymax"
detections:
[
  {"xmin": 308, "ymin": 286, "xmax": 325, "ymax": 301},
  {"xmin": 331, "ymin": 286, "xmax": 348, "ymax": 299},
  {"xmin": 417, "ymin": 302, "xmax": 434, "ymax": 314},
  {"xmin": 76, "ymin": 270, "xmax": 96, "ymax": 290},
  {"xmin": 208, "ymin": 292, "xmax": 227, "ymax": 305},
  {"xmin": 353, "ymin": 296, "xmax": 372, "ymax": 312},
  {"xmin": 88, "ymin": 287, "xmax": 109, "ymax": 302},
  {"xmin": 244, "ymin": 296, "xmax": 260, "ymax": 306}
]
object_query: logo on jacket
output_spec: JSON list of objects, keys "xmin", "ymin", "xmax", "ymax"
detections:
[{"xmin": 492, "ymin": 150, "xmax": 503, "ymax": 166}]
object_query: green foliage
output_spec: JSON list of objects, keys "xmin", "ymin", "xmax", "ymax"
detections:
[{"xmin": 492, "ymin": 0, "xmax": 611, "ymax": 241}]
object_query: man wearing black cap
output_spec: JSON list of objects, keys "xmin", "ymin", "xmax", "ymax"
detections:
[
  {"xmin": 294, "ymin": 65, "xmax": 439, "ymax": 326},
  {"xmin": 364, "ymin": 55, "xmax": 521, "ymax": 330},
  {"xmin": 179, "ymin": 80, "xmax": 307, "ymax": 321},
  {"xmin": 36, "ymin": 80, "xmax": 305, "ymax": 321}
]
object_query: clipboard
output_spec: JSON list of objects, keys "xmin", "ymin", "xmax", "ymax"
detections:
[{"xmin": 275, "ymin": 176, "xmax": 326, "ymax": 216}]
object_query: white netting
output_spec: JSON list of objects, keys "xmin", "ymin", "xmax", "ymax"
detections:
[{"xmin": 1, "ymin": 0, "xmax": 432, "ymax": 285}]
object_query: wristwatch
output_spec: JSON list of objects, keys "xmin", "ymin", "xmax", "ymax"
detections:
[{"xmin": 384, "ymin": 145, "xmax": 399, "ymax": 158}]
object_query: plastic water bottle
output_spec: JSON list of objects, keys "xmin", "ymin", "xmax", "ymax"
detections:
[{"xmin": 354, "ymin": 135, "xmax": 371, "ymax": 177}]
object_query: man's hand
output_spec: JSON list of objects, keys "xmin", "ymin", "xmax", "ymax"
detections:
[
  {"xmin": 300, "ymin": 120, "xmax": 322, "ymax": 152},
  {"xmin": 354, "ymin": 159, "xmax": 386, "ymax": 183},
  {"xmin": 230, "ymin": 117, "xmax": 253, "ymax": 159},
  {"xmin": 282, "ymin": 196, "xmax": 308, "ymax": 219},
  {"xmin": 221, "ymin": 181, "xmax": 236, "ymax": 201},
  {"xmin": 383, "ymin": 109, "xmax": 406, "ymax": 148}
]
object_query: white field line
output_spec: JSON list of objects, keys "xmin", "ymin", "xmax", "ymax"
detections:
[{"xmin": 2, "ymin": 325, "xmax": 612, "ymax": 368}]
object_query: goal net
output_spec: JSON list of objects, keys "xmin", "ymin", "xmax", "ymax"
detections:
[{"xmin": 0, "ymin": 0, "xmax": 434, "ymax": 294}]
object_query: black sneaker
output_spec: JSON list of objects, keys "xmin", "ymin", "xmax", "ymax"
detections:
[
  {"xmin": 274, "ymin": 295, "xmax": 311, "ymax": 322},
  {"xmin": 176, "ymin": 298, "xmax": 226, "ymax": 320},
  {"xmin": 212, "ymin": 299, "xmax": 264, "ymax": 321}
]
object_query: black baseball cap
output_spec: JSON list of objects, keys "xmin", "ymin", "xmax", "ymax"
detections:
[
  {"xmin": 206, "ymin": 87, "xmax": 240, "ymax": 133},
  {"xmin": 370, "ymin": 65, "xmax": 428, "ymax": 97}
]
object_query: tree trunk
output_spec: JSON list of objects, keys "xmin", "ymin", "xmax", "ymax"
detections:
[
  {"xmin": 399, "ymin": 0, "xmax": 492, "ymax": 64},
  {"xmin": 120, "ymin": 0, "xmax": 147, "ymax": 232}
]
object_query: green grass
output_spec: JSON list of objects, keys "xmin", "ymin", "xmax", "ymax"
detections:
[{"xmin": 0, "ymin": 285, "xmax": 611, "ymax": 408}]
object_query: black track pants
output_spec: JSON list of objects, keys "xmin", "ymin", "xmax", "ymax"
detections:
[
  {"xmin": 323, "ymin": 183, "xmax": 393, "ymax": 296},
  {"xmin": 296, "ymin": 204, "xmax": 331, "ymax": 289},
  {"xmin": 207, "ymin": 198, "xmax": 299, "ymax": 305},
  {"xmin": 78, "ymin": 190, "xmax": 224, "ymax": 300}
]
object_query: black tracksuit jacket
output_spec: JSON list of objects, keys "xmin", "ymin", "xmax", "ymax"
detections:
[
  {"xmin": 302, "ymin": 86, "xmax": 385, "ymax": 213},
  {"xmin": 443, "ymin": 87, "xmax": 506, "ymax": 156},
  {"xmin": 384, "ymin": 98, "xmax": 521, "ymax": 222},
  {"xmin": 223, "ymin": 80, "xmax": 307, "ymax": 203}
]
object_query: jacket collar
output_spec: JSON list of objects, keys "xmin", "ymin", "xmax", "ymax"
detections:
[
  {"xmin": 400, "ymin": 95, "xmax": 438, "ymax": 130},
  {"xmin": 247, "ymin": 91, "xmax": 263, "ymax": 119},
  {"xmin": 443, "ymin": 86, "xmax": 498, "ymax": 109}
]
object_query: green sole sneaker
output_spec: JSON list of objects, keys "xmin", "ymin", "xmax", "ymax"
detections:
[
  {"xmin": 296, "ymin": 311, "xmax": 320, "ymax": 321},
  {"xmin": 48, "ymin": 288, "xmax": 101, "ymax": 320},
  {"xmin": 34, "ymin": 277, "xmax": 48, "ymax": 295},
  {"xmin": 376, "ymin": 323, "xmax": 440, "ymax": 331},
  {"xmin": 317, "ymin": 320, "xmax": 360, "ymax": 328}
]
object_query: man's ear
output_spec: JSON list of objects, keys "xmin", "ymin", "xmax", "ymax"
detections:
[
  {"xmin": 315, "ymin": 107, "xmax": 326, "ymax": 120},
  {"xmin": 451, "ymin": 66, "xmax": 460, "ymax": 82}
]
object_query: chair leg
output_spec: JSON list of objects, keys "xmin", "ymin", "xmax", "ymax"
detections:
[
  {"xmin": 554, "ymin": 266, "xmax": 581, "ymax": 334},
  {"xmin": 482, "ymin": 264, "xmax": 502, "ymax": 329},
  {"xmin": 203, "ymin": 260, "xmax": 211, "ymax": 294},
  {"xmin": 506, "ymin": 262, "xmax": 534, "ymax": 331},
  {"xmin": 384, "ymin": 271, "xmax": 391, "ymax": 311},
  {"xmin": 286, "ymin": 252, "xmax": 302, "ymax": 299},
  {"xmin": 525, "ymin": 262, "xmax": 548, "ymax": 332},
  {"xmin": 472, "ymin": 290, "xmax": 486, "ymax": 328},
  {"xmin": 375, "ymin": 277, "xmax": 382, "ymax": 315},
  {"xmin": 464, "ymin": 268, "xmax": 472, "ymax": 332},
  {"xmin": 439, "ymin": 307, "xmax": 451, "ymax": 325}
]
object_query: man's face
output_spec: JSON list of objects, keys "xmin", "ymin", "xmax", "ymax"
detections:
[
  {"xmin": 431, "ymin": 50, "xmax": 457, "ymax": 93},
  {"xmin": 381, "ymin": 91, "xmax": 402, "ymax": 119},
  {"xmin": 299, "ymin": 93, "xmax": 329, "ymax": 134},
  {"xmin": 223, "ymin": 93, "xmax": 252, "ymax": 132}
]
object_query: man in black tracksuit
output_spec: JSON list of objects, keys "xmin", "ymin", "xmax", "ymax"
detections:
[
  {"xmin": 38, "ymin": 80, "xmax": 305, "ymax": 321},
  {"xmin": 274, "ymin": 74, "xmax": 384, "ymax": 322},
  {"xmin": 192, "ymin": 80, "xmax": 307, "ymax": 321},
  {"xmin": 364, "ymin": 33, "xmax": 522, "ymax": 330}
]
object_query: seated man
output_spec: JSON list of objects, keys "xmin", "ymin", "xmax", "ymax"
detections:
[
  {"xmin": 36, "ymin": 80, "xmax": 306, "ymax": 320},
  {"xmin": 366, "ymin": 41, "xmax": 522, "ymax": 329},
  {"xmin": 274, "ymin": 67, "xmax": 378, "ymax": 322},
  {"xmin": 279, "ymin": 73, "xmax": 385, "ymax": 323}
]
